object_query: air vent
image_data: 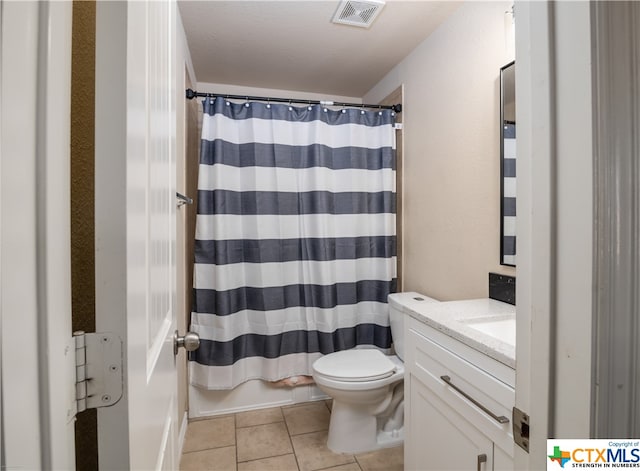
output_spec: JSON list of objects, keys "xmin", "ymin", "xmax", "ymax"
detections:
[{"xmin": 332, "ymin": 0, "xmax": 385, "ymax": 28}]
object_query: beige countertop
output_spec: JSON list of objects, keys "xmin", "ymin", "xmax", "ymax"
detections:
[{"xmin": 402, "ymin": 296, "xmax": 516, "ymax": 368}]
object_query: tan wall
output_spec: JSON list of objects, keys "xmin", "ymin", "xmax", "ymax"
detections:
[
  {"xmin": 70, "ymin": 1, "xmax": 98, "ymax": 469},
  {"xmin": 377, "ymin": 87, "xmax": 404, "ymax": 291},
  {"xmin": 364, "ymin": 1, "xmax": 516, "ymax": 301},
  {"xmin": 176, "ymin": 13, "xmax": 198, "ymax": 423}
]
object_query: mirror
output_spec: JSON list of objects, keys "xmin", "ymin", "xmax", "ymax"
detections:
[{"xmin": 500, "ymin": 61, "xmax": 516, "ymax": 266}]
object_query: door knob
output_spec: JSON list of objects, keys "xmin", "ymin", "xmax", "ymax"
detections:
[{"xmin": 174, "ymin": 330, "xmax": 200, "ymax": 355}]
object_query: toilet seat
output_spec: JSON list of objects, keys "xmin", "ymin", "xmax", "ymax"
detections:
[{"xmin": 313, "ymin": 349, "xmax": 396, "ymax": 382}]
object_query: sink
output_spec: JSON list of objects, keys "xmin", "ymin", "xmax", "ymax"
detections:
[{"xmin": 462, "ymin": 315, "xmax": 516, "ymax": 346}]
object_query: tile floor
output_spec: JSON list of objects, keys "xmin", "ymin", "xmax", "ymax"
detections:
[{"xmin": 180, "ymin": 400, "xmax": 403, "ymax": 471}]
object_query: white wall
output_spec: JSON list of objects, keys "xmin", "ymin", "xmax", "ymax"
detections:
[
  {"xmin": 196, "ymin": 82, "xmax": 361, "ymax": 105},
  {"xmin": 364, "ymin": 1, "xmax": 515, "ymax": 301}
]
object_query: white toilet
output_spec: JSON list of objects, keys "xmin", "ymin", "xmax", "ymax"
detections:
[{"xmin": 312, "ymin": 292, "xmax": 439, "ymax": 454}]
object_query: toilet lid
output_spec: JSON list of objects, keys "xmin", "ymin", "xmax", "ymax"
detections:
[{"xmin": 313, "ymin": 349, "xmax": 397, "ymax": 382}]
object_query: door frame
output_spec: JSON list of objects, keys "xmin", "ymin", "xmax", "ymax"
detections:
[
  {"xmin": 94, "ymin": 2, "xmax": 130, "ymax": 466},
  {"xmin": 515, "ymin": 1, "xmax": 595, "ymax": 467},
  {"xmin": 591, "ymin": 1, "xmax": 640, "ymax": 437},
  {"xmin": 514, "ymin": 2, "xmax": 555, "ymax": 464},
  {"xmin": 1, "ymin": 1, "xmax": 75, "ymax": 469},
  {"xmin": 175, "ymin": 12, "xmax": 199, "ymax": 453}
]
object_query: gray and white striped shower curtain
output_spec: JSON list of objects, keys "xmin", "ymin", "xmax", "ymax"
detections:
[{"xmin": 190, "ymin": 97, "xmax": 397, "ymax": 390}]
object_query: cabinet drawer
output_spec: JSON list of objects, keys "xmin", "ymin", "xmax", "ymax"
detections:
[{"xmin": 406, "ymin": 319, "xmax": 515, "ymax": 456}]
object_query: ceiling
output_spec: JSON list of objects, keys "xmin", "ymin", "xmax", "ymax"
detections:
[{"xmin": 178, "ymin": 1, "xmax": 461, "ymax": 98}]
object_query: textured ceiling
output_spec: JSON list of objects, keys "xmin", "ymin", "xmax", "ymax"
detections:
[{"xmin": 178, "ymin": 1, "xmax": 461, "ymax": 97}]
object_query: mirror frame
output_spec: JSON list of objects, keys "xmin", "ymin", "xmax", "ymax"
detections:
[{"xmin": 500, "ymin": 60, "xmax": 516, "ymax": 267}]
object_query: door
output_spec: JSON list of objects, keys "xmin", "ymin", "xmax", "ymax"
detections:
[
  {"xmin": 94, "ymin": 1, "xmax": 179, "ymax": 469},
  {"xmin": 1, "ymin": 1, "xmax": 75, "ymax": 469},
  {"xmin": 515, "ymin": 1, "xmax": 597, "ymax": 468},
  {"xmin": 406, "ymin": 377, "xmax": 493, "ymax": 471},
  {"xmin": 513, "ymin": 2, "xmax": 553, "ymax": 468}
]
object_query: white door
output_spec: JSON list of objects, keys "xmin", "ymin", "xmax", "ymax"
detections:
[
  {"xmin": 513, "ymin": 2, "xmax": 553, "ymax": 468},
  {"xmin": 407, "ymin": 378, "xmax": 494, "ymax": 471},
  {"xmin": 0, "ymin": 1, "xmax": 75, "ymax": 469},
  {"xmin": 515, "ymin": 1, "xmax": 597, "ymax": 468},
  {"xmin": 94, "ymin": 1, "xmax": 180, "ymax": 469}
]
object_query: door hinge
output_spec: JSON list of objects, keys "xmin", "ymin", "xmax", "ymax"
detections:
[
  {"xmin": 73, "ymin": 331, "xmax": 123, "ymax": 415},
  {"xmin": 394, "ymin": 123, "xmax": 403, "ymax": 130},
  {"xmin": 512, "ymin": 407, "xmax": 530, "ymax": 453}
]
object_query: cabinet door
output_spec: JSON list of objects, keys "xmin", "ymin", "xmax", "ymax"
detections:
[
  {"xmin": 406, "ymin": 374, "xmax": 494, "ymax": 471},
  {"xmin": 494, "ymin": 443, "xmax": 514, "ymax": 471}
]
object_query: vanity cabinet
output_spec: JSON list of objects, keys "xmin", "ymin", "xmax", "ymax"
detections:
[{"xmin": 404, "ymin": 316, "xmax": 515, "ymax": 471}]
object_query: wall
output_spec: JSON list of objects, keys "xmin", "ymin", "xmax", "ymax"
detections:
[
  {"xmin": 70, "ymin": 1, "xmax": 98, "ymax": 469},
  {"xmin": 176, "ymin": 10, "xmax": 198, "ymax": 446},
  {"xmin": 364, "ymin": 1, "xmax": 515, "ymax": 301}
]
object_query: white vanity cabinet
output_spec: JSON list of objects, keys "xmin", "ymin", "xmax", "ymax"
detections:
[{"xmin": 404, "ymin": 316, "xmax": 515, "ymax": 471}]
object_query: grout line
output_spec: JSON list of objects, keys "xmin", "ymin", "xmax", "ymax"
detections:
[
  {"xmin": 288, "ymin": 429, "xmax": 330, "ymax": 438},
  {"xmin": 236, "ymin": 451, "xmax": 297, "ymax": 465},
  {"xmin": 234, "ymin": 412, "xmax": 240, "ymax": 468},
  {"xmin": 235, "ymin": 422, "xmax": 283, "ymax": 429},
  {"xmin": 313, "ymin": 459, "xmax": 361, "ymax": 471},
  {"xmin": 235, "ymin": 418, "xmax": 285, "ymax": 430},
  {"xmin": 181, "ymin": 444, "xmax": 236, "ymax": 456},
  {"xmin": 280, "ymin": 405, "xmax": 302, "ymax": 471}
]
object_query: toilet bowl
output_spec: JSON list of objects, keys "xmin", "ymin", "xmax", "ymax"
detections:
[{"xmin": 311, "ymin": 292, "xmax": 439, "ymax": 454}]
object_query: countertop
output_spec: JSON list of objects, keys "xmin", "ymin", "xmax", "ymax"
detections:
[{"xmin": 403, "ymin": 297, "xmax": 516, "ymax": 369}]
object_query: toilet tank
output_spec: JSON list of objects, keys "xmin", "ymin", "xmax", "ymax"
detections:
[{"xmin": 388, "ymin": 292, "xmax": 440, "ymax": 361}]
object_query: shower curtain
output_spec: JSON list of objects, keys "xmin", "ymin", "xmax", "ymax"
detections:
[{"xmin": 190, "ymin": 97, "xmax": 397, "ymax": 390}]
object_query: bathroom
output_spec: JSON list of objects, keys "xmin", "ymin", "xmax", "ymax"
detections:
[
  {"xmin": 176, "ymin": 1, "xmax": 516, "ymax": 469},
  {"xmin": 5, "ymin": 0, "xmax": 635, "ymax": 469}
]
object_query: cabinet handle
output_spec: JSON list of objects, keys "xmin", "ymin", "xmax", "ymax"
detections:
[
  {"xmin": 477, "ymin": 453, "xmax": 487, "ymax": 471},
  {"xmin": 440, "ymin": 375, "xmax": 510, "ymax": 424}
]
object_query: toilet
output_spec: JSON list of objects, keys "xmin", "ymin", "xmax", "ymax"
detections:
[{"xmin": 312, "ymin": 292, "xmax": 439, "ymax": 454}]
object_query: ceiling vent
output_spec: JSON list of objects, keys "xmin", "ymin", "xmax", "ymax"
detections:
[{"xmin": 332, "ymin": 0, "xmax": 386, "ymax": 28}]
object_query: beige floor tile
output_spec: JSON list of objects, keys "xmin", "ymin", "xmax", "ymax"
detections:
[
  {"xmin": 180, "ymin": 446, "xmax": 237, "ymax": 471},
  {"xmin": 183, "ymin": 416, "xmax": 236, "ymax": 453},
  {"xmin": 237, "ymin": 453, "xmax": 299, "ymax": 471},
  {"xmin": 291, "ymin": 431, "xmax": 355, "ymax": 471},
  {"xmin": 355, "ymin": 445, "xmax": 403, "ymax": 471},
  {"xmin": 235, "ymin": 406, "xmax": 283, "ymax": 428},
  {"xmin": 325, "ymin": 400, "xmax": 333, "ymax": 411},
  {"xmin": 283, "ymin": 402, "xmax": 331, "ymax": 435},
  {"xmin": 236, "ymin": 422, "xmax": 293, "ymax": 462},
  {"xmin": 318, "ymin": 463, "xmax": 362, "ymax": 471}
]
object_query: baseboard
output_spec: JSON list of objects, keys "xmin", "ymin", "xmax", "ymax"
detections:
[
  {"xmin": 177, "ymin": 410, "xmax": 189, "ymax": 457},
  {"xmin": 189, "ymin": 379, "xmax": 329, "ymax": 418}
]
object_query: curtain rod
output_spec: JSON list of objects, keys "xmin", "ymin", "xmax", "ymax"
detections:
[{"xmin": 185, "ymin": 88, "xmax": 402, "ymax": 114}]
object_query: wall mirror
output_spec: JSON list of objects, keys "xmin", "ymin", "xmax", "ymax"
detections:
[{"xmin": 500, "ymin": 61, "xmax": 516, "ymax": 266}]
